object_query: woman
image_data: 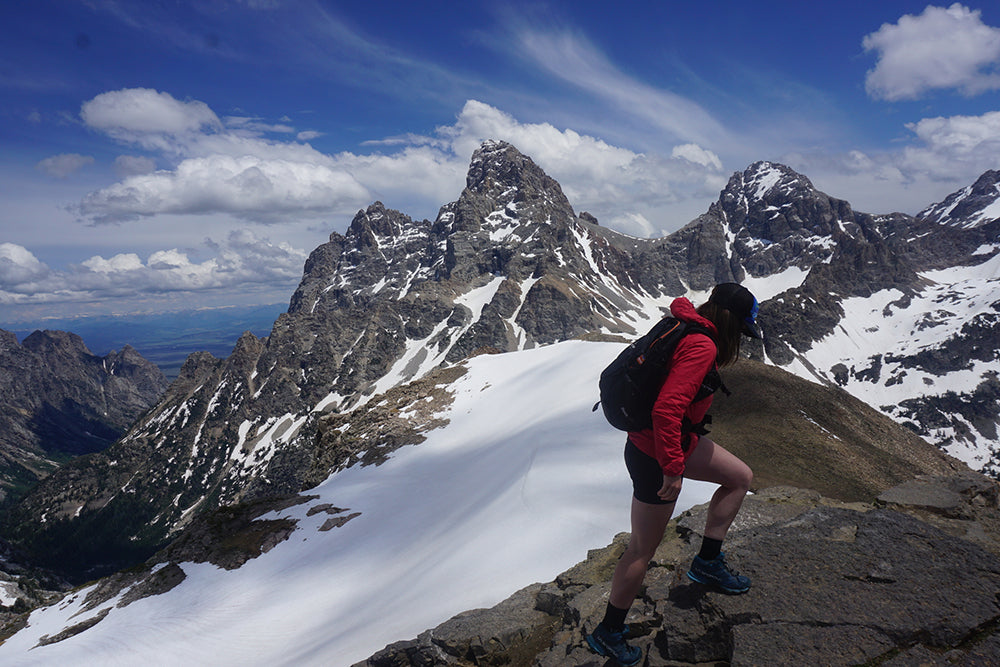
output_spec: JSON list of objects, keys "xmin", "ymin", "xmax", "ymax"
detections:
[{"xmin": 586, "ymin": 283, "xmax": 761, "ymax": 666}]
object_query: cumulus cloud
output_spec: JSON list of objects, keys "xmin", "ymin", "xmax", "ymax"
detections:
[
  {"xmin": 783, "ymin": 108, "xmax": 1000, "ymax": 215},
  {"xmin": 863, "ymin": 4, "xmax": 1000, "ymax": 100},
  {"xmin": 672, "ymin": 144, "xmax": 723, "ymax": 171},
  {"xmin": 901, "ymin": 110, "xmax": 1000, "ymax": 178},
  {"xmin": 0, "ymin": 243, "xmax": 50, "ymax": 287},
  {"xmin": 81, "ymin": 88, "xmax": 222, "ymax": 148},
  {"xmin": 36, "ymin": 153, "xmax": 94, "ymax": 178},
  {"xmin": 0, "ymin": 233, "xmax": 307, "ymax": 308},
  {"xmin": 434, "ymin": 100, "xmax": 726, "ymax": 230},
  {"xmin": 80, "ymin": 154, "xmax": 371, "ymax": 223},
  {"xmin": 74, "ymin": 89, "xmax": 725, "ymax": 233}
]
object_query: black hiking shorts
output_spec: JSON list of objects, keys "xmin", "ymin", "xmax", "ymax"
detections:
[{"xmin": 624, "ymin": 438, "xmax": 672, "ymax": 505}]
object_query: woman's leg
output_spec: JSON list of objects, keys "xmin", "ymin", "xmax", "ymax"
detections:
[
  {"xmin": 608, "ymin": 497, "xmax": 675, "ymax": 609},
  {"xmin": 682, "ymin": 437, "xmax": 753, "ymax": 541}
]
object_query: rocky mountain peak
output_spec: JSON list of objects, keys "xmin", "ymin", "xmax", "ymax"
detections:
[
  {"xmin": 464, "ymin": 140, "xmax": 554, "ymax": 197},
  {"xmin": 0, "ymin": 329, "xmax": 168, "ymax": 501},
  {"xmin": 442, "ymin": 140, "xmax": 577, "ymax": 238},
  {"xmin": 720, "ymin": 161, "xmax": 862, "ymax": 244},
  {"xmin": 918, "ymin": 169, "xmax": 1000, "ymax": 229},
  {"xmin": 684, "ymin": 160, "xmax": 873, "ymax": 284},
  {"xmin": 346, "ymin": 201, "xmax": 422, "ymax": 246},
  {"xmin": 21, "ymin": 329, "xmax": 90, "ymax": 357},
  {"xmin": 742, "ymin": 160, "xmax": 815, "ymax": 199}
]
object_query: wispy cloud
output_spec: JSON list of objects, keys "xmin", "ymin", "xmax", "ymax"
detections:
[
  {"xmin": 36, "ymin": 153, "xmax": 94, "ymax": 178},
  {"xmin": 511, "ymin": 27, "xmax": 730, "ymax": 149}
]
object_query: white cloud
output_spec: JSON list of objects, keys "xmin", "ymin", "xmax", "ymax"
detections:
[
  {"xmin": 783, "ymin": 109, "xmax": 1000, "ymax": 215},
  {"xmin": 0, "ymin": 244, "xmax": 50, "ymax": 287},
  {"xmin": 79, "ymin": 154, "xmax": 371, "ymax": 223},
  {"xmin": 672, "ymin": 144, "xmax": 723, "ymax": 171},
  {"xmin": 863, "ymin": 4, "xmax": 1000, "ymax": 100},
  {"xmin": 74, "ymin": 90, "xmax": 725, "ymax": 233},
  {"xmin": 895, "ymin": 111, "xmax": 1000, "ymax": 183},
  {"xmin": 36, "ymin": 153, "xmax": 94, "ymax": 178},
  {"xmin": 0, "ymin": 233, "xmax": 307, "ymax": 309},
  {"xmin": 435, "ymin": 100, "xmax": 726, "ymax": 229},
  {"xmin": 512, "ymin": 28, "xmax": 729, "ymax": 147},
  {"xmin": 81, "ymin": 253, "xmax": 144, "ymax": 273},
  {"xmin": 81, "ymin": 88, "xmax": 222, "ymax": 147},
  {"xmin": 224, "ymin": 116, "xmax": 295, "ymax": 134}
]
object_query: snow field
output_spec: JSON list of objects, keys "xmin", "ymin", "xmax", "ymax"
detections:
[{"xmin": 0, "ymin": 340, "xmax": 719, "ymax": 666}]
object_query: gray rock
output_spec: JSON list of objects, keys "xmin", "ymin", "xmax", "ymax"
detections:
[{"xmin": 359, "ymin": 475, "xmax": 1000, "ymax": 666}]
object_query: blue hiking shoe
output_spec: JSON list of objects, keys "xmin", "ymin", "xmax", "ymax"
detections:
[
  {"xmin": 585, "ymin": 623, "xmax": 642, "ymax": 666},
  {"xmin": 686, "ymin": 553, "xmax": 751, "ymax": 594}
]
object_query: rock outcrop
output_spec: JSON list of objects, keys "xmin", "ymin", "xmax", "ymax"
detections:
[{"xmin": 360, "ymin": 474, "xmax": 1000, "ymax": 666}]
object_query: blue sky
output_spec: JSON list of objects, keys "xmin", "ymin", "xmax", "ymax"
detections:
[{"xmin": 2, "ymin": 1, "xmax": 1000, "ymax": 324}]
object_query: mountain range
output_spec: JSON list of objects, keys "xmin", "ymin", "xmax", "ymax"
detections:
[
  {"xmin": 0, "ymin": 140, "xmax": 996, "ymax": 663},
  {"xmin": 2, "ymin": 140, "xmax": 997, "ymax": 581}
]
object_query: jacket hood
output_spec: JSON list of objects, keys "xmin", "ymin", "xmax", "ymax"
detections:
[{"xmin": 669, "ymin": 297, "xmax": 717, "ymax": 336}]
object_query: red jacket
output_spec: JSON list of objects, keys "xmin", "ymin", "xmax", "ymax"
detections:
[{"xmin": 628, "ymin": 298, "xmax": 717, "ymax": 476}]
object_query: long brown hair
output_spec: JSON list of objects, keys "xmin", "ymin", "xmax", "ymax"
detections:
[{"xmin": 696, "ymin": 301, "xmax": 743, "ymax": 367}]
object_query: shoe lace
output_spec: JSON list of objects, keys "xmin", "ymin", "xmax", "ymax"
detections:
[{"xmin": 717, "ymin": 553, "xmax": 744, "ymax": 578}]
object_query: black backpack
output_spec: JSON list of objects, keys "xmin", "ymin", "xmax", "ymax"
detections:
[{"xmin": 595, "ymin": 317, "xmax": 727, "ymax": 432}]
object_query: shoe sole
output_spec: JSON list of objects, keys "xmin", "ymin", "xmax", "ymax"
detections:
[
  {"xmin": 686, "ymin": 569, "xmax": 751, "ymax": 594},
  {"xmin": 585, "ymin": 633, "xmax": 642, "ymax": 667}
]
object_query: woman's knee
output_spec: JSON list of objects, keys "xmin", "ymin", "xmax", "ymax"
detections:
[
  {"xmin": 624, "ymin": 536, "xmax": 660, "ymax": 562},
  {"xmin": 731, "ymin": 460, "xmax": 753, "ymax": 492}
]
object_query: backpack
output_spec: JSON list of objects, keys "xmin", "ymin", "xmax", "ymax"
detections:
[{"xmin": 594, "ymin": 317, "xmax": 727, "ymax": 432}]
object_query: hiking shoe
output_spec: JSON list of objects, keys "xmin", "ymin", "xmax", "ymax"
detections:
[
  {"xmin": 686, "ymin": 553, "xmax": 751, "ymax": 594},
  {"xmin": 585, "ymin": 623, "xmax": 642, "ymax": 666}
]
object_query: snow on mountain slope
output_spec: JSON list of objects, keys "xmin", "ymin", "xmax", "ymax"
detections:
[
  {"xmin": 0, "ymin": 340, "xmax": 718, "ymax": 666},
  {"xmin": 782, "ymin": 247, "xmax": 1000, "ymax": 468}
]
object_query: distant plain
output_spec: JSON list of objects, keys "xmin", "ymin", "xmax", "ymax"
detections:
[{"xmin": 7, "ymin": 303, "xmax": 287, "ymax": 379}]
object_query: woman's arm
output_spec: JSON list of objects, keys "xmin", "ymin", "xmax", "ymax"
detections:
[{"xmin": 649, "ymin": 334, "xmax": 716, "ymax": 475}]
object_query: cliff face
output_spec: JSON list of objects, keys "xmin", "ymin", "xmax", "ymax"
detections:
[
  {"xmin": 0, "ymin": 329, "xmax": 167, "ymax": 500},
  {"xmin": 360, "ymin": 476, "xmax": 1000, "ymax": 666}
]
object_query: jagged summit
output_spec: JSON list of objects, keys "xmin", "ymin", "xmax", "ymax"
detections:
[
  {"xmin": 720, "ymin": 160, "xmax": 863, "ymax": 244},
  {"xmin": 463, "ymin": 140, "xmax": 572, "ymax": 207},
  {"xmin": 740, "ymin": 160, "xmax": 815, "ymax": 199},
  {"xmin": 437, "ymin": 140, "xmax": 578, "ymax": 243},
  {"xmin": 918, "ymin": 169, "xmax": 1000, "ymax": 229}
]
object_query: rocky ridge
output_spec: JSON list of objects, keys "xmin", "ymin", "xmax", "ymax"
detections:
[{"xmin": 359, "ymin": 474, "xmax": 1000, "ymax": 666}]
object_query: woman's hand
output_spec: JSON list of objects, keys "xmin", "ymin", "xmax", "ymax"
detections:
[{"xmin": 658, "ymin": 475, "xmax": 683, "ymax": 502}]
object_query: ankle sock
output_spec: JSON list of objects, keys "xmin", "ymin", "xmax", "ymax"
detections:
[
  {"xmin": 601, "ymin": 602, "xmax": 628, "ymax": 633},
  {"xmin": 698, "ymin": 537, "xmax": 723, "ymax": 561}
]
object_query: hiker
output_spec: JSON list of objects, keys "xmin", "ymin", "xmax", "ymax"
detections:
[{"xmin": 586, "ymin": 283, "xmax": 761, "ymax": 666}]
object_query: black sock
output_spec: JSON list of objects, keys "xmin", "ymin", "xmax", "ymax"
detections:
[
  {"xmin": 601, "ymin": 602, "xmax": 628, "ymax": 632},
  {"xmin": 698, "ymin": 537, "xmax": 723, "ymax": 561}
]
